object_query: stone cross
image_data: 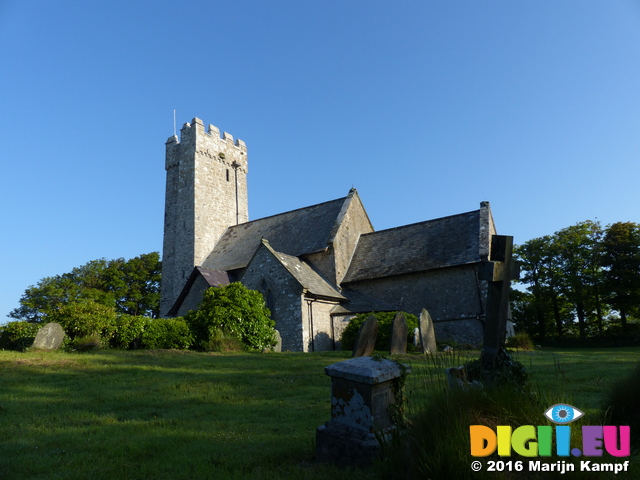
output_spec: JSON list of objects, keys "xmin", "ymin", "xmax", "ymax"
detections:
[{"xmin": 479, "ymin": 235, "xmax": 519, "ymax": 368}]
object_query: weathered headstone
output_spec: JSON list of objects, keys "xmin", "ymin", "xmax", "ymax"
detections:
[
  {"xmin": 389, "ymin": 312, "xmax": 408, "ymax": 355},
  {"xmin": 262, "ymin": 329, "xmax": 282, "ymax": 353},
  {"xmin": 316, "ymin": 356, "xmax": 411, "ymax": 466},
  {"xmin": 32, "ymin": 322, "xmax": 65, "ymax": 350},
  {"xmin": 418, "ymin": 308, "xmax": 437, "ymax": 354},
  {"xmin": 413, "ymin": 327, "xmax": 420, "ymax": 347},
  {"xmin": 273, "ymin": 329, "xmax": 282, "ymax": 352},
  {"xmin": 479, "ymin": 235, "xmax": 519, "ymax": 368},
  {"xmin": 352, "ymin": 314, "xmax": 378, "ymax": 357}
]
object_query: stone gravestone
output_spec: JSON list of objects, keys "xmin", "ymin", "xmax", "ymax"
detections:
[
  {"xmin": 413, "ymin": 327, "xmax": 420, "ymax": 347},
  {"xmin": 352, "ymin": 314, "xmax": 378, "ymax": 357},
  {"xmin": 418, "ymin": 308, "xmax": 437, "ymax": 354},
  {"xmin": 32, "ymin": 322, "xmax": 65, "ymax": 350},
  {"xmin": 389, "ymin": 312, "xmax": 408, "ymax": 355},
  {"xmin": 262, "ymin": 329, "xmax": 282, "ymax": 353},
  {"xmin": 479, "ymin": 235, "xmax": 519, "ymax": 368},
  {"xmin": 316, "ymin": 356, "xmax": 410, "ymax": 466},
  {"xmin": 272, "ymin": 329, "xmax": 282, "ymax": 352}
]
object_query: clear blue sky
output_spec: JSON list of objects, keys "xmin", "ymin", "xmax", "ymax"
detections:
[{"xmin": 2, "ymin": 1, "xmax": 639, "ymax": 323}]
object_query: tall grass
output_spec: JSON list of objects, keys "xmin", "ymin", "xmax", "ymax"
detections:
[
  {"xmin": 378, "ymin": 351, "xmax": 640, "ymax": 479},
  {"xmin": 604, "ymin": 361, "xmax": 640, "ymax": 445}
]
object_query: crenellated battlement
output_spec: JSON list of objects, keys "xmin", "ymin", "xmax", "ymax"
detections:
[
  {"xmin": 161, "ymin": 115, "xmax": 250, "ymax": 317},
  {"xmin": 166, "ymin": 117, "xmax": 247, "ymax": 150}
]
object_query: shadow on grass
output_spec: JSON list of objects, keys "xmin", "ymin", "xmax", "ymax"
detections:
[{"xmin": 0, "ymin": 350, "xmax": 368, "ymax": 480}]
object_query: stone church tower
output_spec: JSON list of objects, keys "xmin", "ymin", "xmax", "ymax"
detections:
[{"xmin": 160, "ymin": 118, "xmax": 248, "ymax": 317}]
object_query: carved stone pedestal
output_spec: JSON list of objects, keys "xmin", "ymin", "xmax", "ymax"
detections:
[{"xmin": 315, "ymin": 356, "xmax": 409, "ymax": 466}]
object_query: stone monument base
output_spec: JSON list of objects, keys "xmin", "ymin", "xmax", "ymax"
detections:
[
  {"xmin": 316, "ymin": 422, "xmax": 384, "ymax": 467},
  {"xmin": 315, "ymin": 356, "xmax": 409, "ymax": 467}
]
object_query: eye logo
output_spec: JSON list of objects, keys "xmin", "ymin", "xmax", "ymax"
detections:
[{"xmin": 544, "ymin": 404, "xmax": 584, "ymax": 424}]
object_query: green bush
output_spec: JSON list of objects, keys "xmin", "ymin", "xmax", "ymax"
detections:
[
  {"xmin": 184, "ymin": 283, "xmax": 275, "ymax": 351},
  {"xmin": 340, "ymin": 311, "xmax": 418, "ymax": 352},
  {"xmin": 0, "ymin": 321, "xmax": 41, "ymax": 351},
  {"xmin": 140, "ymin": 317, "xmax": 193, "ymax": 350},
  {"xmin": 48, "ymin": 301, "xmax": 117, "ymax": 341},
  {"xmin": 69, "ymin": 335, "xmax": 102, "ymax": 352},
  {"xmin": 205, "ymin": 328, "xmax": 246, "ymax": 352},
  {"xmin": 110, "ymin": 315, "xmax": 149, "ymax": 349},
  {"xmin": 505, "ymin": 332, "xmax": 534, "ymax": 351},
  {"xmin": 465, "ymin": 349, "xmax": 528, "ymax": 388}
]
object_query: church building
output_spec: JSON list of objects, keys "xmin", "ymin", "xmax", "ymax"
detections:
[{"xmin": 160, "ymin": 117, "xmax": 504, "ymax": 352}]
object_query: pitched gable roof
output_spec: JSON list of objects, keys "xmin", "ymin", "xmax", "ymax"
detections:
[
  {"xmin": 247, "ymin": 240, "xmax": 346, "ymax": 300},
  {"xmin": 167, "ymin": 267, "xmax": 231, "ymax": 316},
  {"xmin": 202, "ymin": 195, "xmax": 350, "ymax": 272},
  {"xmin": 342, "ymin": 209, "xmax": 482, "ymax": 283}
]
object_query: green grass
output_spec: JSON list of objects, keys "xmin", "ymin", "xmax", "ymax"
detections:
[
  {"xmin": 513, "ymin": 347, "xmax": 640, "ymax": 417},
  {"xmin": 1, "ymin": 347, "xmax": 639, "ymax": 479},
  {"xmin": 0, "ymin": 350, "xmax": 359, "ymax": 480}
]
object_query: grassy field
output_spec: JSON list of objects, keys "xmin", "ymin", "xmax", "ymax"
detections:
[{"xmin": 1, "ymin": 347, "xmax": 638, "ymax": 479}]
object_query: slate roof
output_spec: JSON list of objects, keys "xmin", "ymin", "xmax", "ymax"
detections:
[
  {"xmin": 167, "ymin": 267, "xmax": 231, "ymax": 316},
  {"xmin": 342, "ymin": 210, "xmax": 482, "ymax": 283},
  {"xmin": 202, "ymin": 196, "xmax": 347, "ymax": 272},
  {"xmin": 196, "ymin": 267, "xmax": 232, "ymax": 287},
  {"xmin": 258, "ymin": 240, "xmax": 346, "ymax": 300}
]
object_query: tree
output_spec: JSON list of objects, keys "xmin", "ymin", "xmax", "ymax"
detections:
[
  {"xmin": 184, "ymin": 282, "xmax": 275, "ymax": 351},
  {"xmin": 515, "ymin": 221, "xmax": 609, "ymax": 339},
  {"xmin": 553, "ymin": 221, "xmax": 604, "ymax": 337},
  {"xmin": 602, "ymin": 222, "xmax": 640, "ymax": 331},
  {"xmin": 104, "ymin": 253, "xmax": 162, "ymax": 317},
  {"xmin": 8, "ymin": 252, "xmax": 161, "ymax": 323},
  {"xmin": 514, "ymin": 235, "xmax": 571, "ymax": 337}
]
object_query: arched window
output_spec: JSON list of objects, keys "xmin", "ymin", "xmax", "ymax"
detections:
[{"xmin": 260, "ymin": 279, "xmax": 275, "ymax": 315}]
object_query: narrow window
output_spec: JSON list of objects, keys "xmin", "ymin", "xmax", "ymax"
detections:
[{"xmin": 226, "ymin": 169, "xmax": 230, "ymax": 182}]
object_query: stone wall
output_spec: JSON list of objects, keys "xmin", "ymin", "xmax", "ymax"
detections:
[
  {"xmin": 161, "ymin": 118, "xmax": 248, "ymax": 317},
  {"xmin": 303, "ymin": 191, "xmax": 373, "ymax": 286},
  {"xmin": 175, "ymin": 275, "xmax": 210, "ymax": 317},
  {"xmin": 331, "ymin": 191, "xmax": 374, "ymax": 284},
  {"xmin": 302, "ymin": 298, "xmax": 341, "ymax": 352},
  {"xmin": 345, "ymin": 264, "xmax": 488, "ymax": 345},
  {"xmin": 240, "ymin": 244, "xmax": 305, "ymax": 352},
  {"xmin": 331, "ymin": 313, "xmax": 355, "ymax": 351},
  {"xmin": 303, "ymin": 251, "xmax": 336, "ymax": 287}
]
